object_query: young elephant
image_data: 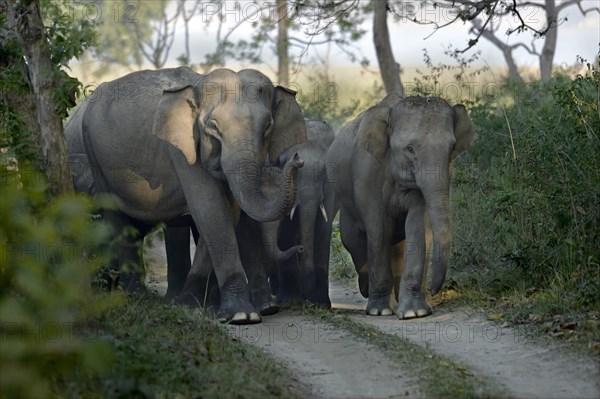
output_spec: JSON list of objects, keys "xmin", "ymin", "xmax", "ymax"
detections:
[
  {"xmin": 65, "ymin": 67, "xmax": 306, "ymax": 324},
  {"xmin": 326, "ymin": 94, "xmax": 476, "ymax": 319},
  {"xmin": 259, "ymin": 120, "xmax": 336, "ymax": 308}
]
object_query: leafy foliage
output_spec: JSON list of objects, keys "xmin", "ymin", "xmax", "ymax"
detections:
[
  {"xmin": 0, "ymin": 167, "xmax": 115, "ymax": 398},
  {"xmin": 0, "ymin": 0, "xmax": 96, "ymax": 165},
  {"xmin": 450, "ymin": 60, "xmax": 600, "ymax": 317}
]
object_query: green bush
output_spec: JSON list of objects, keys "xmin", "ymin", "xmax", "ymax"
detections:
[
  {"xmin": 450, "ymin": 62, "xmax": 600, "ymax": 314},
  {"xmin": 0, "ymin": 167, "xmax": 115, "ymax": 398}
]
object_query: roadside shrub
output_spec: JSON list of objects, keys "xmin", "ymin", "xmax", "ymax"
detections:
[
  {"xmin": 451, "ymin": 61, "xmax": 600, "ymax": 314},
  {"xmin": 0, "ymin": 166, "xmax": 115, "ymax": 398}
]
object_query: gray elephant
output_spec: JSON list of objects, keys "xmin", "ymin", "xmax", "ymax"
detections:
[
  {"xmin": 266, "ymin": 120, "xmax": 335, "ymax": 307},
  {"xmin": 326, "ymin": 94, "xmax": 476, "ymax": 319},
  {"xmin": 169, "ymin": 120, "xmax": 335, "ymax": 311},
  {"xmin": 65, "ymin": 67, "xmax": 306, "ymax": 324}
]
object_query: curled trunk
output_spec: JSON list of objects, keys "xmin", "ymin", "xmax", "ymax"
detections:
[
  {"xmin": 225, "ymin": 153, "xmax": 303, "ymax": 223},
  {"xmin": 260, "ymin": 221, "xmax": 303, "ymax": 262}
]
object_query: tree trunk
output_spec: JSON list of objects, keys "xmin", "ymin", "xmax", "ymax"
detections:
[
  {"xmin": 276, "ymin": 0, "xmax": 289, "ymax": 85},
  {"xmin": 9, "ymin": 0, "xmax": 73, "ymax": 194},
  {"xmin": 540, "ymin": 0, "xmax": 557, "ymax": 81},
  {"xmin": 503, "ymin": 48, "xmax": 525, "ymax": 84},
  {"xmin": 373, "ymin": 0, "xmax": 404, "ymax": 96},
  {"xmin": 0, "ymin": 5, "xmax": 42, "ymax": 166}
]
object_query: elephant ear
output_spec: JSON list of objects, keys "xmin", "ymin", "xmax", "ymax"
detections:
[
  {"xmin": 152, "ymin": 86, "xmax": 198, "ymax": 165},
  {"xmin": 452, "ymin": 104, "xmax": 476, "ymax": 160},
  {"xmin": 270, "ymin": 86, "xmax": 307, "ymax": 163},
  {"xmin": 355, "ymin": 105, "xmax": 392, "ymax": 162}
]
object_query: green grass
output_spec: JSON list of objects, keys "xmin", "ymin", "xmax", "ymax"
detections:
[
  {"xmin": 301, "ymin": 305, "xmax": 507, "ymax": 399},
  {"xmin": 52, "ymin": 292, "xmax": 300, "ymax": 398},
  {"xmin": 445, "ymin": 69, "xmax": 600, "ymax": 355}
]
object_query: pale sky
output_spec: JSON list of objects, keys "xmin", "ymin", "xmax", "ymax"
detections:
[{"xmin": 161, "ymin": 0, "xmax": 599, "ymax": 70}]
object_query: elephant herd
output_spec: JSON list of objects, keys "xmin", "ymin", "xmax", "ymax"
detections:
[{"xmin": 65, "ymin": 67, "xmax": 476, "ymax": 324}]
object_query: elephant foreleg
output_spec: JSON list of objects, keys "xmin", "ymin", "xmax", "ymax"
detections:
[
  {"xmin": 396, "ymin": 201, "xmax": 431, "ymax": 319},
  {"xmin": 169, "ymin": 150, "xmax": 260, "ymax": 324},
  {"xmin": 104, "ymin": 210, "xmax": 148, "ymax": 293},
  {"xmin": 364, "ymin": 220, "xmax": 394, "ymax": 316},
  {"xmin": 339, "ymin": 207, "xmax": 368, "ymax": 297},
  {"xmin": 237, "ymin": 213, "xmax": 279, "ymax": 316},
  {"xmin": 313, "ymin": 209, "xmax": 333, "ymax": 308},
  {"xmin": 165, "ymin": 224, "xmax": 193, "ymax": 299},
  {"xmin": 176, "ymin": 232, "xmax": 220, "ymax": 311}
]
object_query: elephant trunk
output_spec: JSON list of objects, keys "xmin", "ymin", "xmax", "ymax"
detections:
[
  {"xmin": 299, "ymin": 202, "xmax": 318, "ymax": 299},
  {"xmin": 225, "ymin": 153, "xmax": 303, "ymax": 223},
  {"xmin": 260, "ymin": 221, "xmax": 303, "ymax": 262},
  {"xmin": 419, "ymin": 174, "xmax": 451, "ymax": 296}
]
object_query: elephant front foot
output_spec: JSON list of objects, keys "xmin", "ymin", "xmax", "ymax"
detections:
[
  {"xmin": 250, "ymin": 282, "xmax": 279, "ymax": 316},
  {"xmin": 257, "ymin": 301, "xmax": 279, "ymax": 316},
  {"xmin": 217, "ymin": 303, "xmax": 262, "ymax": 325},
  {"xmin": 252, "ymin": 290, "xmax": 279, "ymax": 316},
  {"xmin": 218, "ymin": 285, "xmax": 262, "ymax": 325},
  {"xmin": 396, "ymin": 292, "xmax": 432, "ymax": 319},
  {"xmin": 366, "ymin": 296, "xmax": 394, "ymax": 316},
  {"xmin": 304, "ymin": 291, "xmax": 332, "ymax": 309}
]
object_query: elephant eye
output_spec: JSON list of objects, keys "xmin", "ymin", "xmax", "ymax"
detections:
[
  {"xmin": 204, "ymin": 119, "xmax": 222, "ymax": 139},
  {"xmin": 405, "ymin": 145, "xmax": 415, "ymax": 154},
  {"xmin": 206, "ymin": 119, "xmax": 217, "ymax": 129}
]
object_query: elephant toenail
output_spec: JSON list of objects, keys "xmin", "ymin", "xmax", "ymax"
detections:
[
  {"xmin": 381, "ymin": 308, "xmax": 393, "ymax": 316},
  {"xmin": 230, "ymin": 312, "xmax": 247, "ymax": 323},
  {"xmin": 404, "ymin": 310, "xmax": 417, "ymax": 319},
  {"xmin": 249, "ymin": 312, "xmax": 261, "ymax": 323}
]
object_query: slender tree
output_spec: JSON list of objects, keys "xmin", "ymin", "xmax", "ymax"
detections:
[
  {"xmin": 373, "ymin": 0, "xmax": 404, "ymax": 95},
  {"xmin": 6, "ymin": 0, "xmax": 72, "ymax": 194},
  {"xmin": 277, "ymin": 0, "xmax": 290, "ymax": 84},
  {"xmin": 133, "ymin": 0, "xmax": 181, "ymax": 68}
]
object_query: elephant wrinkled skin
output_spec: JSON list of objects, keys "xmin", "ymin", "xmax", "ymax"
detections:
[
  {"xmin": 326, "ymin": 94, "xmax": 476, "ymax": 319},
  {"xmin": 167, "ymin": 120, "xmax": 335, "ymax": 313},
  {"xmin": 65, "ymin": 67, "xmax": 306, "ymax": 324}
]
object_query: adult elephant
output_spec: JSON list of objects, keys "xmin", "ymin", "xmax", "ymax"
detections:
[
  {"xmin": 170, "ymin": 120, "xmax": 335, "ymax": 311},
  {"xmin": 65, "ymin": 67, "xmax": 306, "ymax": 324},
  {"xmin": 326, "ymin": 94, "xmax": 476, "ymax": 319}
]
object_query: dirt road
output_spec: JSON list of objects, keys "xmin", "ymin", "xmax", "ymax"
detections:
[{"xmin": 143, "ymin": 232, "xmax": 600, "ymax": 398}]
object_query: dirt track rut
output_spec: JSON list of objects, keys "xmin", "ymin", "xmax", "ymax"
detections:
[{"xmin": 144, "ymin": 233, "xmax": 600, "ymax": 399}]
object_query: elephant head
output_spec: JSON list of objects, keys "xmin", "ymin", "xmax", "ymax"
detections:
[
  {"xmin": 356, "ymin": 95, "xmax": 476, "ymax": 295},
  {"xmin": 151, "ymin": 68, "xmax": 306, "ymax": 222}
]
